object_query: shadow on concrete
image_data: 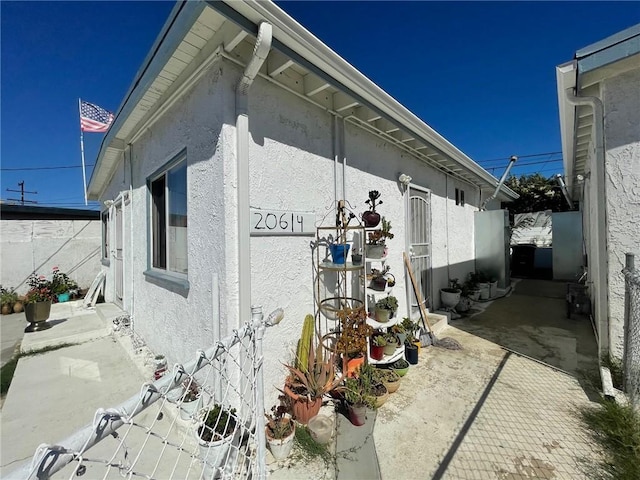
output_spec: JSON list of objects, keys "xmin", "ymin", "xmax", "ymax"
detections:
[{"xmin": 451, "ymin": 279, "xmax": 600, "ymax": 401}]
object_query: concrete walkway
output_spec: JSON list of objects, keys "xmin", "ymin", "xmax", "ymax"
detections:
[{"xmin": 370, "ymin": 279, "xmax": 601, "ymax": 479}]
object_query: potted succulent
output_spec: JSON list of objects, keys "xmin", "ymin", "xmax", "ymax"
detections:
[
  {"xmin": 23, "ymin": 273, "xmax": 54, "ymax": 331},
  {"xmin": 361, "ymin": 190, "xmax": 383, "ymax": 228},
  {"xmin": 360, "ymin": 363, "xmax": 389, "ymax": 408},
  {"xmin": 336, "ymin": 306, "xmax": 373, "ymax": 358},
  {"xmin": 405, "ymin": 336, "xmax": 419, "ymax": 365},
  {"xmin": 369, "ymin": 266, "xmax": 390, "ymax": 291},
  {"xmin": 383, "ymin": 332, "xmax": 399, "ymax": 356},
  {"xmin": 329, "ymin": 201, "xmax": 356, "ymax": 264},
  {"xmin": 351, "ymin": 248, "xmax": 363, "ymax": 265},
  {"xmin": 195, "ymin": 403, "xmax": 238, "ymax": 475},
  {"xmin": 370, "ymin": 333, "xmax": 386, "ymax": 360},
  {"xmin": 374, "ymin": 295, "xmax": 398, "ymax": 323},
  {"xmin": 391, "ymin": 358, "xmax": 410, "ymax": 377},
  {"xmin": 179, "ymin": 379, "xmax": 202, "ymax": 420},
  {"xmin": 265, "ymin": 403, "xmax": 296, "ymax": 461},
  {"xmin": 366, "ymin": 217, "xmax": 393, "ymax": 259},
  {"xmin": 283, "ymin": 334, "xmax": 344, "ymax": 425},
  {"xmin": 373, "ymin": 368, "xmax": 401, "ymax": 394},
  {"xmin": 343, "ymin": 371, "xmax": 376, "ymax": 426},
  {"xmin": 50, "ymin": 267, "xmax": 78, "ymax": 303},
  {"xmin": 391, "ymin": 322, "xmax": 408, "ymax": 346}
]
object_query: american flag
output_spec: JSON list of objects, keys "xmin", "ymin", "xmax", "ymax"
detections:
[{"xmin": 80, "ymin": 100, "xmax": 114, "ymax": 133}]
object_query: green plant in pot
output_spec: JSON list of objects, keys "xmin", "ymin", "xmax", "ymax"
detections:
[
  {"xmin": 373, "ymin": 367, "xmax": 401, "ymax": 393},
  {"xmin": 390, "ymin": 323, "xmax": 408, "ymax": 346},
  {"xmin": 374, "ymin": 295, "xmax": 398, "ymax": 323},
  {"xmin": 360, "ymin": 363, "xmax": 389, "ymax": 408},
  {"xmin": 440, "ymin": 278, "xmax": 462, "ymax": 309},
  {"xmin": 50, "ymin": 267, "xmax": 78, "ymax": 302},
  {"xmin": 196, "ymin": 403, "xmax": 238, "ymax": 475},
  {"xmin": 366, "ymin": 217, "xmax": 393, "ymax": 259},
  {"xmin": 283, "ymin": 333, "xmax": 344, "ymax": 425},
  {"xmin": 361, "ymin": 190, "xmax": 383, "ymax": 228},
  {"xmin": 265, "ymin": 401, "xmax": 295, "ymax": 461},
  {"xmin": 405, "ymin": 335, "xmax": 419, "ymax": 365},
  {"xmin": 179, "ymin": 379, "xmax": 201, "ymax": 420},
  {"xmin": 383, "ymin": 332, "xmax": 399, "ymax": 355},
  {"xmin": 1, "ymin": 287, "xmax": 18, "ymax": 315},
  {"xmin": 23, "ymin": 273, "xmax": 55, "ymax": 332},
  {"xmin": 370, "ymin": 332, "xmax": 386, "ymax": 360},
  {"xmin": 391, "ymin": 359, "xmax": 410, "ymax": 377},
  {"xmin": 343, "ymin": 367, "xmax": 376, "ymax": 426}
]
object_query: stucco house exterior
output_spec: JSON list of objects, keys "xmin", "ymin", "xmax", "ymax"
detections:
[
  {"xmin": 556, "ymin": 23, "xmax": 640, "ymax": 357},
  {"xmin": 87, "ymin": 0, "xmax": 517, "ymax": 394}
]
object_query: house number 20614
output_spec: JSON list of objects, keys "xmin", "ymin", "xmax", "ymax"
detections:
[{"xmin": 250, "ymin": 208, "xmax": 315, "ymax": 236}]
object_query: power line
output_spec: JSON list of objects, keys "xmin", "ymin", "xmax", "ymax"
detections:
[
  {"xmin": 486, "ymin": 158, "xmax": 562, "ymax": 172},
  {"xmin": 1, "ymin": 164, "xmax": 95, "ymax": 171},
  {"xmin": 476, "ymin": 151, "xmax": 562, "ymax": 164}
]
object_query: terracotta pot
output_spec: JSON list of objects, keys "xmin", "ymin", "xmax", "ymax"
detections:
[
  {"xmin": 374, "ymin": 384, "xmax": 389, "ymax": 408},
  {"xmin": 348, "ymin": 404, "xmax": 367, "ymax": 426},
  {"xmin": 361, "ymin": 211, "xmax": 381, "ymax": 228},
  {"xmin": 1, "ymin": 304, "xmax": 11, "ymax": 315},
  {"xmin": 283, "ymin": 384, "xmax": 322, "ymax": 425},
  {"xmin": 13, "ymin": 301, "xmax": 23, "ymax": 313},
  {"xmin": 345, "ymin": 355, "xmax": 365, "ymax": 378}
]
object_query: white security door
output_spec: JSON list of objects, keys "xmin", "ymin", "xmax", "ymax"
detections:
[
  {"xmin": 114, "ymin": 202, "xmax": 124, "ymax": 305},
  {"xmin": 408, "ymin": 187, "xmax": 432, "ymax": 318}
]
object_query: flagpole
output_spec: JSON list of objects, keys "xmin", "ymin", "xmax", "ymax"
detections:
[{"xmin": 78, "ymin": 98, "xmax": 88, "ymax": 206}]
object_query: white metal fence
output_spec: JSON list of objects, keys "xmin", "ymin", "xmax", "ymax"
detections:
[
  {"xmin": 623, "ymin": 253, "xmax": 640, "ymax": 407},
  {"xmin": 6, "ymin": 306, "xmax": 283, "ymax": 480}
]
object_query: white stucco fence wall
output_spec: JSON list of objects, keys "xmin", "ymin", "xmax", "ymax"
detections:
[
  {"xmin": 1, "ymin": 219, "xmax": 101, "ymax": 295},
  {"xmin": 603, "ymin": 68, "xmax": 640, "ymax": 357}
]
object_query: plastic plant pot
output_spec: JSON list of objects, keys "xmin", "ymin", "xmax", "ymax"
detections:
[{"xmin": 307, "ymin": 414, "xmax": 334, "ymax": 444}]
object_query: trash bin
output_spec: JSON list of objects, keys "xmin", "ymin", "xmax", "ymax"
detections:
[{"xmin": 511, "ymin": 244, "xmax": 536, "ymax": 277}]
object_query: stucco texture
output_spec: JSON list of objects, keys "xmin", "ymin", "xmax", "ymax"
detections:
[
  {"xmin": 99, "ymin": 55, "xmax": 484, "ymax": 403},
  {"xmin": 1, "ymin": 219, "xmax": 101, "ymax": 295},
  {"xmin": 603, "ymin": 68, "xmax": 640, "ymax": 356}
]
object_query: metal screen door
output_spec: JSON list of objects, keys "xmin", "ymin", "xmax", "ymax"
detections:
[
  {"xmin": 114, "ymin": 202, "xmax": 124, "ymax": 305},
  {"xmin": 408, "ymin": 187, "xmax": 432, "ymax": 317}
]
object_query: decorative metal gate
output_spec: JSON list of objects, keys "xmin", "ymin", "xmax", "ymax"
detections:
[{"xmin": 408, "ymin": 187, "xmax": 432, "ymax": 317}]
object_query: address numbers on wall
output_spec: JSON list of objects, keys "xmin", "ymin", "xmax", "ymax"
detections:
[{"xmin": 250, "ymin": 208, "xmax": 316, "ymax": 236}]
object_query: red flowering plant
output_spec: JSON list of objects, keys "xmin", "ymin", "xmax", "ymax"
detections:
[
  {"xmin": 50, "ymin": 267, "xmax": 77, "ymax": 295},
  {"xmin": 25, "ymin": 273, "xmax": 54, "ymax": 304}
]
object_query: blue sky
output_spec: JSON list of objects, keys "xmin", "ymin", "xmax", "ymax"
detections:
[{"xmin": 2, "ymin": 1, "xmax": 639, "ymax": 209}]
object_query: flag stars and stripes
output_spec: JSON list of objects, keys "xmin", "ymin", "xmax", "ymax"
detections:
[{"xmin": 80, "ymin": 101, "xmax": 114, "ymax": 133}]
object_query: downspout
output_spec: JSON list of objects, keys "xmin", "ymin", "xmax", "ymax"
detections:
[
  {"xmin": 236, "ymin": 22, "xmax": 273, "ymax": 327},
  {"xmin": 564, "ymin": 89, "xmax": 607, "ymax": 357},
  {"xmin": 481, "ymin": 155, "xmax": 517, "ymax": 210},
  {"xmin": 554, "ymin": 173, "xmax": 574, "ymax": 210}
]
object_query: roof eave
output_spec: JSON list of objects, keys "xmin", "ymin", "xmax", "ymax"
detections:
[{"xmin": 556, "ymin": 61, "xmax": 577, "ymax": 193}]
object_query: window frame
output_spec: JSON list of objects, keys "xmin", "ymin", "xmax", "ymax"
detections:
[
  {"xmin": 145, "ymin": 149, "xmax": 189, "ymax": 288},
  {"xmin": 101, "ymin": 209, "xmax": 110, "ymax": 266}
]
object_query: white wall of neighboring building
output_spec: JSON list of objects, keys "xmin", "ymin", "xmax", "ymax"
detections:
[
  {"xmin": 99, "ymin": 55, "xmax": 484, "ymax": 402},
  {"xmin": 603, "ymin": 67, "xmax": 640, "ymax": 356},
  {"xmin": 0, "ymin": 218, "xmax": 101, "ymax": 295}
]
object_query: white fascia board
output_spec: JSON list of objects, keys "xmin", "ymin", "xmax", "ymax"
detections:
[
  {"xmin": 220, "ymin": 0, "xmax": 517, "ymax": 200},
  {"xmin": 87, "ymin": 1, "xmax": 206, "ymax": 199},
  {"xmin": 556, "ymin": 61, "xmax": 577, "ymax": 189}
]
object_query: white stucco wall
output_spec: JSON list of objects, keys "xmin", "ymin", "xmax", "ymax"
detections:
[
  {"xmin": 603, "ymin": 67, "xmax": 640, "ymax": 356},
  {"xmin": 0, "ymin": 218, "xmax": 101, "ymax": 295},
  {"xmin": 99, "ymin": 55, "xmax": 484, "ymax": 404}
]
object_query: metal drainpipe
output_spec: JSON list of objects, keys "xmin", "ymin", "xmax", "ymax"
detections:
[
  {"xmin": 555, "ymin": 173, "xmax": 574, "ymax": 210},
  {"xmin": 481, "ymin": 155, "xmax": 517, "ymax": 210},
  {"xmin": 235, "ymin": 22, "xmax": 272, "ymax": 328},
  {"xmin": 564, "ymin": 89, "xmax": 608, "ymax": 358}
]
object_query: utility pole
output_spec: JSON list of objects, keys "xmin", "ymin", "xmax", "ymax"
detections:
[{"xmin": 6, "ymin": 181, "xmax": 38, "ymax": 205}]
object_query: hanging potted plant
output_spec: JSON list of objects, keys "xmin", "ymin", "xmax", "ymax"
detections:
[
  {"xmin": 195, "ymin": 403, "xmax": 237, "ymax": 475},
  {"xmin": 179, "ymin": 379, "xmax": 202, "ymax": 420},
  {"xmin": 361, "ymin": 190, "xmax": 383, "ymax": 228},
  {"xmin": 23, "ymin": 273, "xmax": 54, "ymax": 332},
  {"xmin": 265, "ymin": 403, "xmax": 296, "ymax": 461},
  {"xmin": 366, "ymin": 217, "xmax": 393, "ymax": 259}
]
